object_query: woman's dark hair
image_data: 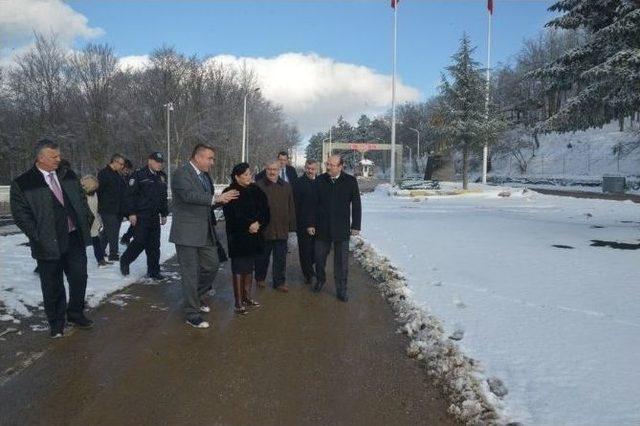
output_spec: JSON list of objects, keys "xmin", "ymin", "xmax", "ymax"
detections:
[{"xmin": 230, "ymin": 162, "xmax": 251, "ymax": 182}]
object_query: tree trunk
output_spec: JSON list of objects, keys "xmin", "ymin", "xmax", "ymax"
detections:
[{"xmin": 462, "ymin": 145, "xmax": 469, "ymax": 190}]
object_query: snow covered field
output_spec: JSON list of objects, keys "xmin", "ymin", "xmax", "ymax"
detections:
[
  {"xmin": 360, "ymin": 184, "xmax": 640, "ymax": 425},
  {"xmin": 0, "ymin": 218, "xmax": 176, "ymax": 320}
]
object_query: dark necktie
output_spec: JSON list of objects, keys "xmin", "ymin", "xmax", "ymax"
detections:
[{"xmin": 199, "ymin": 173, "xmax": 211, "ymax": 193}]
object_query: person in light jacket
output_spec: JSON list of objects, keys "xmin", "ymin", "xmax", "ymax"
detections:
[{"xmin": 80, "ymin": 175, "xmax": 110, "ymax": 268}]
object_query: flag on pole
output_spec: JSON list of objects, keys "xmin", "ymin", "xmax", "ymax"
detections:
[
  {"xmin": 391, "ymin": 0, "xmax": 399, "ymax": 9},
  {"xmin": 487, "ymin": 0, "xmax": 493, "ymax": 14}
]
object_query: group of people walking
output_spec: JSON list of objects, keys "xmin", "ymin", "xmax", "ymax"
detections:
[{"xmin": 10, "ymin": 140, "xmax": 362, "ymax": 336}]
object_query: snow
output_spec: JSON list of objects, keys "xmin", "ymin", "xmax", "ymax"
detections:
[
  {"xmin": 0, "ymin": 218, "xmax": 176, "ymax": 318},
  {"xmin": 490, "ymin": 123, "xmax": 640, "ymax": 189},
  {"xmin": 359, "ymin": 183, "xmax": 640, "ymax": 425}
]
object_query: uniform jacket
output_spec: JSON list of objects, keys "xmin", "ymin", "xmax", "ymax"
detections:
[{"xmin": 123, "ymin": 167, "xmax": 169, "ymax": 220}]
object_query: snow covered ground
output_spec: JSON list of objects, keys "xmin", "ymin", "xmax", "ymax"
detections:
[
  {"xmin": 489, "ymin": 123, "xmax": 640, "ymax": 195},
  {"xmin": 360, "ymin": 184, "xmax": 640, "ymax": 425},
  {"xmin": 0, "ymin": 218, "xmax": 176, "ymax": 321}
]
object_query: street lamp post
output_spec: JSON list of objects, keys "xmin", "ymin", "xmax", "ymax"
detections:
[
  {"xmin": 405, "ymin": 145, "xmax": 412, "ymax": 175},
  {"xmin": 164, "ymin": 102, "xmax": 174, "ymax": 198},
  {"xmin": 242, "ymin": 87, "xmax": 260, "ymax": 163}
]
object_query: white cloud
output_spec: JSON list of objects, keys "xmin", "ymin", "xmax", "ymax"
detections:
[
  {"xmin": 204, "ymin": 53, "xmax": 421, "ymax": 136},
  {"xmin": 117, "ymin": 55, "xmax": 151, "ymax": 72},
  {"xmin": 0, "ymin": 0, "xmax": 103, "ymax": 60}
]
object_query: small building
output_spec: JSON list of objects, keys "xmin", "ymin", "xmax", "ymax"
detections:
[{"xmin": 356, "ymin": 158, "xmax": 374, "ymax": 178}]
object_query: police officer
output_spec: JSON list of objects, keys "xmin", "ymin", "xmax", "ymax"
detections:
[{"xmin": 120, "ymin": 152, "xmax": 169, "ymax": 279}]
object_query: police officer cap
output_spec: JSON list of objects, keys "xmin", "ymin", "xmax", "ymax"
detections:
[{"xmin": 149, "ymin": 152, "xmax": 164, "ymax": 162}]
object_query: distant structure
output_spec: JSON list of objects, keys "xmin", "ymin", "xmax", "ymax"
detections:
[{"xmin": 355, "ymin": 158, "xmax": 374, "ymax": 178}]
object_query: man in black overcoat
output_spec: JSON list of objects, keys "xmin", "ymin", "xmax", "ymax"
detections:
[
  {"xmin": 308, "ymin": 155, "xmax": 361, "ymax": 301},
  {"xmin": 292, "ymin": 159, "xmax": 319, "ymax": 285}
]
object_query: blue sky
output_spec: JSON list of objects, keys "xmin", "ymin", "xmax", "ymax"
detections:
[
  {"xmin": 3, "ymin": 0, "xmax": 556, "ymax": 136},
  {"xmin": 69, "ymin": 0, "xmax": 554, "ymax": 98}
]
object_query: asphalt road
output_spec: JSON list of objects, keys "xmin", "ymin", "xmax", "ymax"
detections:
[{"xmin": 0, "ymin": 224, "xmax": 455, "ymax": 425}]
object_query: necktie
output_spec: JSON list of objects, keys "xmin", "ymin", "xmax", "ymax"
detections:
[
  {"xmin": 199, "ymin": 173, "xmax": 211, "ymax": 193},
  {"xmin": 48, "ymin": 173, "xmax": 75, "ymax": 231},
  {"xmin": 280, "ymin": 168, "xmax": 286, "ymax": 182}
]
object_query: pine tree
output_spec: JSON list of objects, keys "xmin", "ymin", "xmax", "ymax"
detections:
[
  {"xmin": 439, "ymin": 34, "xmax": 487, "ymax": 189},
  {"xmin": 532, "ymin": 0, "xmax": 640, "ymax": 132}
]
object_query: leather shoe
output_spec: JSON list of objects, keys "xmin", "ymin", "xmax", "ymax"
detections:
[
  {"xmin": 67, "ymin": 314, "xmax": 94, "ymax": 329},
  {"xmin": 120, "ymin": 261, "xmax": 130, "ymax": 276},
  {"xmin": 312, "ymin": 281, "xmax": 324, "ymax": 293}
]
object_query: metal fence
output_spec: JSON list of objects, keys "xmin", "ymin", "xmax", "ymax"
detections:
[{"xmin": 493, "ymin": 154, "xmax": 639, "ymax": 177}]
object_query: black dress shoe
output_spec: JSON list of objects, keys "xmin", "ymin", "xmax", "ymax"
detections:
[
  {"xmin": 337, "ymin": 294, "xmax": 349, "ymax": 302},
  {"xmin": 312, "ymin": 281, "xmax": 325, "ymax": 293},
  {"xmin": 147, "ymin": 273, "xmax": 165, "ymax": 280},
  {"xmin": 120, "ymin": 261, "xmax": 130, "ymax": 276},
  {"xmin": 67, "ymin": 315, "xmax": 94, "ymax": 329}
]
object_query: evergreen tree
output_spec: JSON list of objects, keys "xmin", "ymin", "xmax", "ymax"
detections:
[
  {"xmin": 439, "ymin": 34, "xmax": 487, "ymax": 189},
  {"xmin": 532, "ymin": 0, "xmax": 640, "ymax": 132}
]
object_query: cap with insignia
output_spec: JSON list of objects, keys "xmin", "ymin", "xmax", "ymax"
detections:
[{"xmin": 149, "ymin": 152, "xmax": 164, "ymax": 163}]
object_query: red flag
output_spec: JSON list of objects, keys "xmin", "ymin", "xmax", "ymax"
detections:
[
  {"xmin": 391, "ymin": 0, "xmax": 399, "ymax": 9},
  {"xmin": 487, "ymin": 0, "xmax": 493, "ymax": 14}
]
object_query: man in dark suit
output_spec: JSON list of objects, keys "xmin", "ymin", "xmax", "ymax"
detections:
[
  {"xmin": 255, "ymin": 151, "xmax": 297, "ymax": 183},
  {"xmin": 97, "ymin": 154, "xmax": 126, "ymax": 261},
  {"xmin": 292, "ymin": 159, "xmax": 319, "ymax": 285},
  {"xmin": 170, "ymin": 144, "xmax": 238, "ymax": 329},
  {"xmin": 308, "ymin": 155, "xmax": 361, "ymax": 302},
  {"xmin": 10, "ymin": 139, "xmax": 94, "ymax": 338}
]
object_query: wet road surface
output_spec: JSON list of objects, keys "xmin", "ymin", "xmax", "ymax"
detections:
[{"xmin": 0, "ymin": 232, "xmax": 455, "ymax": 426}]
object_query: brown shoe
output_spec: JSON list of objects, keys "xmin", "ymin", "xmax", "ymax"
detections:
[
  {"xmin": 276, "ymin": 285, "xmax": 289, "ymax": 293},
  {"xmin": 256, "ymin": 280, "xmax": 266, "ymax": 289}
]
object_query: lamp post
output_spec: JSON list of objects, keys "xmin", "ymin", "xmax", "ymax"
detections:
[
  {"xmin": 163, "ymin": 102, "xmax": 174, "ymax": 198},
  {"xmin": 405, "ymin": 145, "xmax": 412, "ymax": 175},
  {"xmin": 242, "ymin": 87, "xmax": 260, "ymax": 162}
]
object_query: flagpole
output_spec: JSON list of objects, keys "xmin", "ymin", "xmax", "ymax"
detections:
[
  {"xmin": 482, "ymin": 3, "xmax": 492, "ymax": 184},
  {"xmin": 390, "ymin": 1, "xmax": 398, "ymax": 186}
]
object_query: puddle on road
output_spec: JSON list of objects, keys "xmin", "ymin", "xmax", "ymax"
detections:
[
  {"xmin": 552, "ymin": 244, "xmax": 574, "ymax": 249},
  {"xmin": 590, "ymin": 240, "xmax": 640, "ymax": 250}
]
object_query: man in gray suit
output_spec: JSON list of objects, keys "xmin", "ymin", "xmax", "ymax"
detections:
[{"xmin": 170, "ymin": 144, "xmax": 238, "ymax": 329}]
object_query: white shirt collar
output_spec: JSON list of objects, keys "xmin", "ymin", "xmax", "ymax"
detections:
[{"xmin": 189, "ymin": 161, "xmax": 202, "ymax": 176}]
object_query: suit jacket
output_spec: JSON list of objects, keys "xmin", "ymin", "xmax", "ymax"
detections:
[
  {"xmin": 255, "ymin": 165, "xmax": 297, "ymax": 184},
  {"xmin": 97, "ymin": 165, "xmax": 125, "ymax": 215},
  {"xmin": 309, "ymin": 172, "xmax": 361, "ymax": 242},
  {"xmin": 10, "ymin": 166, "xmax": 93, "ymax": 260},
  {"xmin": 169, "ymin": 163, "xmax": 218, "ymax": 247},
  {"xmin": 292, "ymin": 174, "xmax": 316, "ymax": 231},
  {"xmin": 255, "ymin": 178, "xmax": 296, "ymax": 240}
]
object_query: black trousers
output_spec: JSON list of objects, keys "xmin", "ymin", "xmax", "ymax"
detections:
[
  {"xmin": 120, "ymin": 217, "xmax": 161, "ymax": 276},
  {"xmin": 255, "ymin": 239, "xmax": 287, "ymax": 288},
  {"xmin": 297, "ymin": 229, "xmax": 315, "ymax": 280},
  {"xmin": 315, "ymin": 239, "xmax": 349, "ymax": 297},
  {"xmin": 121, "ymin": 224, "xmax": 134, "ymax": 242},
  {"xmin": 37, "ymin": 231, "xmax": 88, "ymax": 328},
  {"xmin": 101, "ymin": 213, "xmax": 122, "ymax": 258}
]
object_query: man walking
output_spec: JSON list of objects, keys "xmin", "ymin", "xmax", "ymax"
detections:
[
  {"xmin": 97, "ymin": 154, "xmax": 126, "ymax": 261},
  {"xmin": 255, "ymin": 161, "xmax": 296, "ymax": 292},
  {"xmin": 308, "ymin": 155, "xmax": 361, "ymax": 302},
  {"xmin": 292, "ymin": 159, "xmax": 318, "ymax": 285},
  {"xmin": 10, "ymin": 139, "xmax": 94, "ymax": 338},
  {"xmin": 119, "ymin": 152, "xmax": 169, "ymax": 279},
  {"xmin": 170, "ymin": 144, "xmax": 238, "ymax": 329}
]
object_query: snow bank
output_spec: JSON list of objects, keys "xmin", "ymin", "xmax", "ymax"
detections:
[
  {"xmin": 0, "ymin": 218, "xmax": 176, "ymax": 320},
  {"xmin": 351, "ymin": 236, "xmax": 506, "ymax": 425}
]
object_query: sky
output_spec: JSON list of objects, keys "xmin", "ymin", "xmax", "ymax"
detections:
[{"xmin": 1, "ymin": 0, "xmax": 556, "ymax": 137}]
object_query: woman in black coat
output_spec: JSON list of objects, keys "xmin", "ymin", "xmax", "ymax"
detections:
[{"xmin": 222, "ymin": 163, "xmax": 270, "ymax": 314}]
